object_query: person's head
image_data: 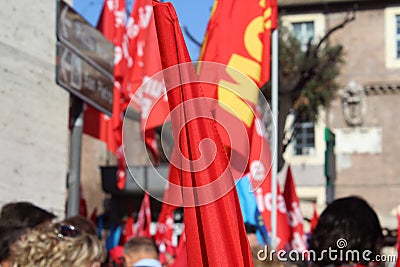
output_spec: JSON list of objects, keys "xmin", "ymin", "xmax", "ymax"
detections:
[
  {"xmin": 63, "ymin": 215, "xmax": 97, "ymax": 236},
  {"xmin": 0, "ymin": 202, "xmax": 56, "ymax": 228},
  {"xmin": 309, "ymin": 196, "xmax": 383, "ymax": 266},
  {"xmin": 0, "ymin": 224, "xmax": 26, "ymax": 266},
  {"xmin": 124, "ymin": 237, "xmax": 159, "ymax": 267},
  {"xmin": 12, "ymin": 223, "xmax": 106, "ymax": 267}
]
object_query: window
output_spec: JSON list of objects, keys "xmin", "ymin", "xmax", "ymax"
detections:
[
  {"xmin": 385, "ymin": 6, "xmax": 400, "ymax": 68},
  {"xmin": 292, "ymin": 21, "xmax": 315, "ymax": 51},
  {"xmin": 281, "ymin": 13, "xmax": 325, "ymax": 47},
  {"xmin": 294, "ymin": 122, "xmax": 315, "ymax": 156}
]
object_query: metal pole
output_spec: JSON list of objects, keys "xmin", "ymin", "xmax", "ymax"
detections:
[
  {"xmin": 67, "ymin": 96, "xmax": 84, "ymax": 217},
  {"xmin": 271, "ymin": 28, "xmax": 279, "ymax": 250}
]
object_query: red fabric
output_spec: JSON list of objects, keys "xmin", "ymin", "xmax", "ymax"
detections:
[
  {"xmin": 109, "ymin": 245, "xmax": 124, "ymax": 264},
  {"xmin": 283, "ymin": 166, "xmax": 307, "ymax": 251},
  {"xmin": 153, "ymin": 2, "xmax": 253, "ymax": 266},
  {"xmin": 198, "ymin": 0, "xmax": 278, "ymax": 165},
  {"xmin": 79, "ymin": 186, "xmax": 88, "ymax": 218},
  {"xmin": 123, "ymin": 214, "xmax": 135, "ymax": 243},
  {"xmin": 90, "ymin": 208, "xmax": 98, "ymax": 225},
  {"xmin": 123, "ymin": 0, "xmax": 171, "ymax": 162},
  {"xmin": 199, "ymin": 0, "xmax": 277, "ymax": 86},
  {"xmin": 154, "ymin": 204, "xmax": 175, "ymax": 256},
  {"xmin": 169, "ymin": 233, "xmax": 187, "ymax": 267},
  {"xmin": 82, "ymin": 0, "xmax": 129, "ymax": 189},
  {"xmin": 249, "ymin": 109, "xmax": 290, "ymax": 250},
  {"xmin": 135, "ymin": 193, "xmax": 152, "ymax": 238},
  {"xmin": 310, "ymin": 202, "xmax": 319, "ymax": 234}
]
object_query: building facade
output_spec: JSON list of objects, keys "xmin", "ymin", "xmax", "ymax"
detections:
[
  {"xmin": 0, "ymin": 0, "xmax": 76, "ymax": 216},
  {"xmin": 279, "ymin": 0, "xmax": 400, "ymax": 228}
]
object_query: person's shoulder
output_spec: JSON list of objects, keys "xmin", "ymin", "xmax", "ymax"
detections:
[{"xmin": 133, "ymin": 258, "xmax": 162, "ymax": 267}]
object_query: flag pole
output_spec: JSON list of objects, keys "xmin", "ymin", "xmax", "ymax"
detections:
[{"xmin": 271, "ymin": 28, "xmax": 279, "ymax": 250}]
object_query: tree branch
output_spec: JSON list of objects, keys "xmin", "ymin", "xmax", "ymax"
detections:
[
  {"xmin": 183, "ymin": 26, "xmax": 202, "ymax": 48},
  {"xmin": 316, "ymin": 7, "xmax": 356, "ymax": 50}
]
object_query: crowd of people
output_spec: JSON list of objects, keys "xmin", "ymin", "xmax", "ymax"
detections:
[
  {"xmin": 0, "ymin": 196, "xmax": 391, "ymax": 267},
  {"xmin": 0, "ymin": 201, "xmax": 161, "ymax": 267}
]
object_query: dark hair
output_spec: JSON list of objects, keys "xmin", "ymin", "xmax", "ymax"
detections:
[
  {"xmin": 245, "ymin": 223, "xmax": 257, "ymax": 234},
  {"xmin": 63, "ymin": 215, "xmax": 97, "ymax": 236},
  {"xmin": 0, "ymin": 202, "xmax": 56, "ymax": 228},
  {"xmin": 0, "ymin": 224, "xmax": 26, "ymax": 262},
  {"xmin": 309, "ymin": 196, "xmax": 383, "ymax": 267},
  {"xmin": 124, "ymin": 237, "xmax": 159, "ymax": 257}
]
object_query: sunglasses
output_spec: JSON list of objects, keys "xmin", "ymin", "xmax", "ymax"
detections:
[{"xmin": 57, "ymin": 224, "xmax": 81, "ymax": 239}]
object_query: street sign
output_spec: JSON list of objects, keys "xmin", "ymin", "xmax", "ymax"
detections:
[
  {"xmin": 56, "ymin": 0, "xmax": 114, "ymax": 78},
  {"xmin": 56, "ymin": 42, "xmax": 113, "ymax": 116}
]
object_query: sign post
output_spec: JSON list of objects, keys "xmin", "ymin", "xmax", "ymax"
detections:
[{"xmin": 56, "ymin": 0, "xmax": 114, "ymax": 217}]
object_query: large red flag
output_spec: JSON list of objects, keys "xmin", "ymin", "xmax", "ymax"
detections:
[
  {"xmin": 153, "ymin": 1, "xmax": 253, "ymax": 266},
  {"xmin": 135, "ymin": 193, "xmax": 152, "ymax": 238},
  {"xmin": 198, "ymin": 0, "xmax": 287, "ymax": 249},
  {"xmin": 283, "ymin": 166, "xmax": 307, "ymax": 251}
]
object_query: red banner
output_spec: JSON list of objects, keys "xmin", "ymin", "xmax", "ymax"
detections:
[
  {"xmin": 135, "ymin": 193, "xmax": 152, "ymax": 238},
  {"xmin": 250, "ymin": 109, "xmax": 290, "ymax": 250},
  {"xmin": 283, "ymin": 166, "xmax": 307, "ymax": 251}
]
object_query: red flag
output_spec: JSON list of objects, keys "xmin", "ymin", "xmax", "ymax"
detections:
[
  {"xmin": 248, "ymin": 108, "xmax": 290, "ymax": 250},
  {"xmin": 310, "ymin": 202, "xmax": 319, "ymax": 234},
  {"xmin": 154, "ymin": 204, "xmax": 175, "ymax": 254},
  {"xmin": 123, "ymin": 214, "xmax": 135, "ymax": 243},
  {"xmin": 198, "ymin": 0, "xmax": 288, "ymax": 249},
  {"xmin": 135, "ymin": 193, "xmax": 152, "ymax": 238},
  {"xmin": 200, "ymin": 0, "xmax": 277, "ymax": 85},
  {"xmin": 169, "ymin": 232, "xmax": 187, "ymax": 267},
  {"xmin": 283, "ymin": 166, "xmax": 307, "ymax": 251},
  {"xmin": 82, "ymin": 0, "xmax": 130, "ymax": 189},
  {"xmin": 123, "ymin": 0, "xmax": 171, "ymax": 162},
  {"xmin": 153, "ymin": 2, "xmax": 253, "ymax": 266},
  {"xmin": 198, "ymin": 0, "xmax": 278, "ymax": 165}
]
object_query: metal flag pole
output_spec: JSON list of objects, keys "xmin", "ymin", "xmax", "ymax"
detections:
[
  {"xmin": 271, "ymin": 28, "xmax": 279, "ymax": 250},
  {"xmin": 67, "ymin": 96, "xmax": 84, "ymax": 217}
]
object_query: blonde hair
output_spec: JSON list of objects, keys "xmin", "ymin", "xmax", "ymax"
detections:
[{"xmin": 12, "ymin": 223, "xmax": 106, "ymax": 267}]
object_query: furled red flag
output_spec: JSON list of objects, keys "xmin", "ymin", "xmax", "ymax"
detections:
[
  {"xmin": 310, "ymin": 202, "xmax": 319, "ymax": 234},
  {"xmin": 283, "ymin": 166, "xmax": 307, "ymax": 251},
  {"xmin": 153, "ymin": 1, "xmax": 253, "ymax": 266},
  {"xmin": 135, "ymin": 193, "xmax": 152, "ymax": 238}
]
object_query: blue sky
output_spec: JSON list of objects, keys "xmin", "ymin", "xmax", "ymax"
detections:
[{"xmin": 73, "ymin": 0, "xmax": 214, "ymax": 60}]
